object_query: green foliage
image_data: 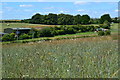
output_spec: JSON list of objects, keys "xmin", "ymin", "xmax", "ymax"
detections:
[
  {"xmin": 81, "ymin": 15, "xmax": 90, "ymax": 24},
  {"xmin": 98, "ymin": 30, "xmax": 111, "ymax": 36},
  {"xmin": 23, "ymin": 13, "xmax": 91, "ymax": 25},
  {"xmin": 99, "ymin": 20, "xmax": 110, "ymax": 29},
  {"xmin": 2, "ymin": 33, "xmax": 15, "ymax": 41},
  {"xmin": 30, "ymin": 13, "xmax": 44, "ymax": 24},
  {"xmin": 73, "ymin": 14, "xmax": 82, "ymax": 25},
  {"xmin": 104, "ymin": 30, "xmax": 111, "ymax": 35},
  {"xmin": 98, "ymin": 31, "xmax": 105, "ymax": 36},
  {"xmin": 29, "ymin": 28, "xmax": 39, "ymax": 38},
  {"xmin": 103, "ymin": 20, "xmax": 110, "ymax": 29},
  {"xmin": 19, "ymin": 34, "xmax": 30, "ymax": 40},
  {"xmin": 44, "ymin": 13, "xmax": 57, "ymax": 25},
  {"xmin": 57, "ymin": 14, "xmax": 74, "ymax": 25},
  {"xmin": 39, "ymin": 27, "xmax": 54, "ymax": 37},
  {"xmin": 100, "ymin": 14, "xmax": 112, "ymax": 24}
]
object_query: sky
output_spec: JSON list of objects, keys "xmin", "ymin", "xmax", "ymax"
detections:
[{"xmin": 0, "ymin": 1, "xmax": 119, "ymax": 20}]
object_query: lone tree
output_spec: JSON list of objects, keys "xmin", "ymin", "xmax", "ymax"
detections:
[{"xmin": 100, "ymin": 14, "xmax": 112, "ymax": 24}]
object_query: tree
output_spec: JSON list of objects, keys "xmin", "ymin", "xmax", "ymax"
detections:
[
  {"xmin": 44, "ymin": 13, "xmax": 57, "ymax": 25},
  {"xmin": 73, "ymin": 14, "xmax": 82, "ymax": 24},
  {"xmin": 81, "ymin": 15, "xmax": 90, "ymax": 24},
  {"xmin": 102, "ymin": 20, "xmax": 110, "ymax": 29},
  {"xmin": 30, "ymin": 13, "xmax": 44, "ymax": 24},
  {"xmin": 57, "ymin": 14, "xmax": 74, "ymax": 25},
  {"xmin": 100, "ymin": 14, "xmax": 112, "ymax": 24}
]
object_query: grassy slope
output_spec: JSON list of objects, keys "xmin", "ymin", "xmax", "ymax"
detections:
[{"xmin": 2, "ymin": 36, "xmax": 118, "ymax": 78}]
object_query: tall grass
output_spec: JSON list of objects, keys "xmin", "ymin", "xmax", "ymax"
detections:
[{"xmin": 2, "ymin": 36, "xmax": 118, "ymax": 78}]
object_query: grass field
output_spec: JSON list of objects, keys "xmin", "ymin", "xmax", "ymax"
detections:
[
  {"xmin": 0, "ymin": 23, "xmax": 56, "ymax": 32},
  {"xmin": 1, "ymin": 23, "xmax": 119, "ymax": 78},
  {"xmin": 2, "ymin": 35, "xmax": 118, "ymax": 78}
]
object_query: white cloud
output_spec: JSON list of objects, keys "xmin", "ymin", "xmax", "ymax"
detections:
[
  {"xmin": 19, "ymin": 5, "xmax": 33, "ymax": 7},
  {"xmin": 77, "ymin": 9, "xmax": 85, "ymax": 12},
  {"xmin": 59, "ymin": 10, "xmax": 69, "ymax": 13},
  {"xmin": 74, "ymin": 1, "xmax": 88, "ymax": 5},
  {"xmin": 115, "ymin": 9, "xmax": 120, "ymax": 12},
  {"xmin": 60, "ymin": 10, "xmax": 64, "ymax": 13},
  {"xmin": 44, "ymin": 7, "xmax": 55, "ymax": 9}
]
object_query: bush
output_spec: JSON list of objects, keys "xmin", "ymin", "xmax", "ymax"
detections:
[
  {"xmin": 65, "ymin": 27, "xmax": 76, "ymax": 34},
  {"xmin": 19, "ymin": 34, "xmax": 30, "ymax": 40},
  {"xmin": 56, "ymin": 30, "xmax": 66, "ymax": 35},
  {"xmin": 104, "ymin": 30, "xmax": 111, "ymax": 35},
  {"xmin": 99, "ymin": 20, "xmax": 110, "ymax": 29},
  {"xmin": 39, "ymin": 27, "xmax": 54, "ymax": 37},
  {"xmin": 2, "ymin": 33, "xmax": 15, "ymax": 41},
  {"xmin": 98, "ymin": 31, "xmax": 105, "ymax": 36},
  {"xmin": 29, "ymin": 28, "xmax": 39, "ymax": 38}
]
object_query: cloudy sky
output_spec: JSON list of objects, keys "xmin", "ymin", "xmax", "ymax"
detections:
[{"xmin": 1, "ymin": 1, "xmax": 119, "ymax": 19}]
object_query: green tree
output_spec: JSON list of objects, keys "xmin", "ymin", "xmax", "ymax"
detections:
[
  {"xmin": 44, "ymin": 13, "xmax": 57, "ymax": 25},
  {"xmin": 73, "ymin": 14, "xmax": 82, "ymax": 24},
  {"xmin": 30, "ymin": 13, "xmax": 44, "ymax": 24},
  {"xmin": 102, "ymin": 20, "xmax": 110, "ymax": 29},
  {"xmin": 57, "ymin": 14, "xmax": 73, "ymax": 25},
  {"xmin": 81, "ymin": 15, "xmax": 90, "ymax": 24},
  {"xmin": 100, "ymin": 14, "xmax": 112, "ymax": 24}
]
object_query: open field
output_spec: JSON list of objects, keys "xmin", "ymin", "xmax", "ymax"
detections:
[
  {"xmin": 0, "ymin": 23, "xmax": 57, "ymax": 32},
  {"xmin": 2, "ymin": 35, "xmax": 118, "ymax": 78}
]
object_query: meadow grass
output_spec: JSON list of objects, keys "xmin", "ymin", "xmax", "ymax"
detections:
[{"xmin": 2, "ymin": 36, "xmax": 118, "ymax": 78}]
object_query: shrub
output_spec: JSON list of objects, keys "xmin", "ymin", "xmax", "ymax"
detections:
[
  {"xmin": 39, "ymin": 27, "xmax": 54, "ymax": 37},
  {"xmin": 2, "ymin": 33, "xmax": 15, "ymax": 41},
  {"xmin": 98, "ymin": 31, "xmax": 105, "ymax": 36},
  {"xmin": 29, "ymin": 28, "xmax": 39, "ymax": 38},
  {"xmin": 19, "ymin": 34, "xmax": 30, "ymax": 40},
  {"xmin": 65, "ymin": 27, "xmax": 76, "ymax": 34},
  {"xmin": 104, "ymin": 30, "xmax": 111, "ymax": 35},
  {"xmin": 56, "ymin": 30, "xmax": 66, "ymax": 35},
  {"xmin": 99, "ymin": 20, "xmax": 110, "ymax": 29}
]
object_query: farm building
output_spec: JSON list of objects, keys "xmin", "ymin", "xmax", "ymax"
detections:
[{"xmin": 4, "ymin": 28, "xmax": 31, "ymax": 34}]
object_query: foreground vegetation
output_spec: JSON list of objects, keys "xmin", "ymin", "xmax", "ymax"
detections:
[{"xmin": 2, "ymin": 36, "xmax": 118, "ymax": 78}]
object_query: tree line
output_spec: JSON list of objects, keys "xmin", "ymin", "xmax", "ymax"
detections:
[
  {"xmin": 21, "ymin": 13, "xmax": 119, "ymax": 25},
  {"xmin": 21, "ymin": 13, "xmax": 90, "ymax": 25}
]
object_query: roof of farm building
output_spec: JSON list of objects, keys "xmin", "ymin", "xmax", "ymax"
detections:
[{"xmin": 5, "ymin": 28, "xmax": 31, "ymax": 30}]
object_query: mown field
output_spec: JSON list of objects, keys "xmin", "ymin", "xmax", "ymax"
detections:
[
  {"xmin": 2, "ymin": 35, "xmax": 119, "ymax": 78},
  {"xmin": 1, "ymin": 23, "xmax": 119, "ymax": 78},
  {"xmin": 0, "ymin": 23, "xmax": 56, "ymax": 32}
]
